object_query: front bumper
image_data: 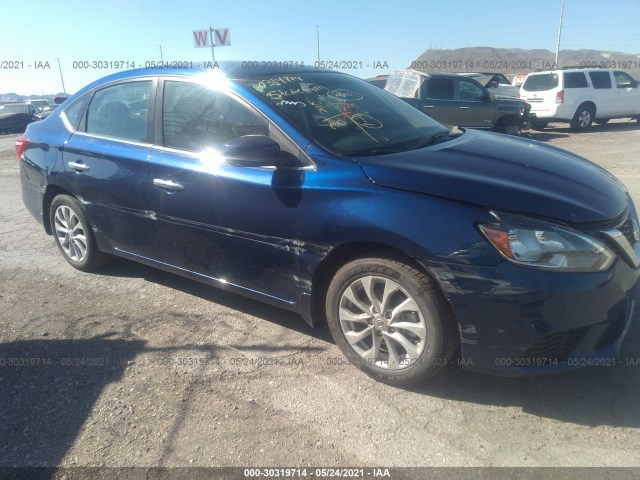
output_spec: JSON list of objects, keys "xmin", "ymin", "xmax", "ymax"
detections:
[{"xmin": 427, "ymin": 256, "xmax": 640, "ymax": 376}]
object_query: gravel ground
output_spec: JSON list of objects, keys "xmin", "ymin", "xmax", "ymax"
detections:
[{"xmin": 1, "ymin": 121, "xmax": 639, "ymax": 474}]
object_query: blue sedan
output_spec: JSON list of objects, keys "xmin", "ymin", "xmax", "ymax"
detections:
[{"xmin": 16, "ymin": 64, "xmax": 640, "ymax": 385}]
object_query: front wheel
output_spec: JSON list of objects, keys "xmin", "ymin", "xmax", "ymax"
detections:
[
  {"xmin": 325, "ymin": 257, "xmax": 457, "ymax": 386},
  {"xmin": 50, "ymin": 194, "xmax": 111, "ymax": 271}
]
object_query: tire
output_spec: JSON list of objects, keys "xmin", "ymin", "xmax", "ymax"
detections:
[
  {"xmin": 594, "ymin": 118, "xmax": 610, "ymax": 125},
  {"xmin": 325, "ymin": 257, "xmax": 458, "ymax": 386},
  {"xmin": 570, "ymin": 104, "xmax": 594, "ymax": 131},
  {"xmin": 529, "ymin": 120, "xmax": 548, "ymax": 131},
  {"xmin": 50, "ymin": 194, "xmax": 111, "ymax": 271},
  {"xmin": 493, "ymin": 118, "xmax": 520, "ymax": 136}
]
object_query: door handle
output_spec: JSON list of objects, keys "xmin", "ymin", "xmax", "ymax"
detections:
[
  {"xmin": 153, "ymin": 179, "xmax": 185, "ymax": 192},
  {"xmin": 459, "ymin": 106, "xmax": 470, "ymax": 109},
  {"xmin": 423, "ymin": 105, "xmax": 435, "ymax": 108},
  {"xmin": 68, "ymin": 161, "xmax": 89, "ymax": 171}
]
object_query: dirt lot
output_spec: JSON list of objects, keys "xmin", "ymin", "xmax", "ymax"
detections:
[{"xmin": 1, "ymin": 121, "xmax": 639, "ymax": 474}]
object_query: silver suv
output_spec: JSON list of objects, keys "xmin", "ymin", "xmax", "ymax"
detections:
[{"xmin": 520, "ymin": 68, "xmax": 640, "ymax": 130}]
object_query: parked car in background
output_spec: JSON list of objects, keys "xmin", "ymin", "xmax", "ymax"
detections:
[
  {"xmin": 511, "ymin": 73, "xmax": 528, "ymax": 87},
  {"xmin": 17, "ymin": 65, "xmax": 639, "ymax": 386},
  {"xmin": 365, "ymin": 75, "xmax": 389, "ymax": 89},
  {"xmin": 385, "ymin": 69, "xmax": 529, "ymax": 134},
  {"xmin": 34, "ymin": 104, "xmax": 59, "ymax": 121},
  {"xmin": 0, "ymin": 103, "xmax": 39, "ymax": 133},
  {"xmin": 25, "ymin": 98, "xmax": 54, "ymax": 111},
  {"xmin": 520, "ymin": 68, "xmax": 640, "ymax": 130},
  {"xmin": 458, "ymin": 72, "xmax": 520, "ymax": 97},
  {"xmin": 53, "ymin": 95, "xmax": 70, "ymax": 105}
]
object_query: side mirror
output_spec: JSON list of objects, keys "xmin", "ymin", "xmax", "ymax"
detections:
[{"xmin": 222, "ymin": 135, "xmax": 280, "ymax": 166}]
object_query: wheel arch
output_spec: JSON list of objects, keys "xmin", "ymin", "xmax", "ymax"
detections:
[
  {"xmin": 308, "ymin": 241, "xmax": 455, "ymax": 331},
  {"xmin": 42, "ymin": 184, "xmax": 74, "ymax": 235},
  {"xmin": 575, "ymin": 100, "xmax": 597, "ymax": 117}
]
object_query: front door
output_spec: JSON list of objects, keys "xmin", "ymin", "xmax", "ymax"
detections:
[{"xmin": 147, "ymin": 79, "xmax": 302, "ymax": 303}]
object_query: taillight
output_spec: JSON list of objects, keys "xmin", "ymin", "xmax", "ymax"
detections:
[
  {"xmin": 555, "ymin": 90, "xmax": 564, "ymax": 104},
  {"xmin": 15, "ymin": 136, "xmax": 29, "ymax": 161}
]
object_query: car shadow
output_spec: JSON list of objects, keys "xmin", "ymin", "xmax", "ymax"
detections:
[
  {"xmin": 0, "ymin": 334, "xmax": 146, "ymax": 470},
  {"xmin": 518, "ymin": 130, "xmax": 570, "ymax": 141},
  {"xmin": 410, "ymin": 313, "xmax": 640, "ymax": 428},
  {"xmin": 523, "ymin": 119, "xmax": 639, "ymax": 140},
  {"xmin": 96, "ymin": 259, "xmax": 640, "ymax": 429},
  {"xmin": 94, "ymin": 257, "xmax": 334, "ymax": 343}
]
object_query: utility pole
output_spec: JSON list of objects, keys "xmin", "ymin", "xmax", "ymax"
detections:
[
  {"xmin": 158, "ymin": 45, "xmax": 164, "ymax": 62},
  {"xmin": 209, "ymin": 27, "xmax": 216, "ymax": 62},
  {"xmin": 555, "ymin": 0, "xmax": 565, "ymax": 68},
  {"xmin": 315, "ymin": 25, "xmax": 320, "ymax": 64},
  {"xmin": 56, "ymin": 57, "xmax": 66, "ymax": 94}
]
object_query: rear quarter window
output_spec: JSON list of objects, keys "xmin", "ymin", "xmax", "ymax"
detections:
[
  {"xmin": 522, "ymin": 74, "xmax": 559, "ymax": 91},
  {"xmin": 563, "ymin": 72, "xmax": 588, "ymax": 88}
]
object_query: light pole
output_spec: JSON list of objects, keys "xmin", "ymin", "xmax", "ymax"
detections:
[
  {"xmin": 316, "ymin": 25, "xmax": 321, "ymax": 65},
  {"xmin": 555, "ymin": 0, "xmax": 565, "ymax": 68},
  {"xmin": 56, "ymin": 58, "xmax": 66, "ymax": 94}
]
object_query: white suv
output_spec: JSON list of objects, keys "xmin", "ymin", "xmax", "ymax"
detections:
[{"xmin": 520, "ymin": 68, "xmax": 640, "ymax": 130}]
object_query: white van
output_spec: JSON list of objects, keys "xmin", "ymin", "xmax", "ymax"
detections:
[{"xmin": 519, "ymin": 68, "xmax": 640, "ymax": 130}]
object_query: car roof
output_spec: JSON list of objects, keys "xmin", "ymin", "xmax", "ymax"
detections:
[
  {"xmin": 393, "ymin": 70, "xmax": 473, "ymax": 79},
  {"xmin": 527, "ymin": 68, "xmax": 616, "ymax": 75},
  {"xmin": 65, "ymin": 62, "xmax": 338, "ymax": 102}
]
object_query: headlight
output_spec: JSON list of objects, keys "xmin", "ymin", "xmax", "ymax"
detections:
[{"xmin": 478, "ymin": 214, "xmax": 615, "ymax": 272}]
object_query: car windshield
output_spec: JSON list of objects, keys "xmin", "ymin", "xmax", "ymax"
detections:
[
  {"xmin": 0, "ymin": 104, "xmax": 28, "ymax": 114},
  {"xmin": 242, "ymin": 72, "xmax": 446, "ymax": 156}
]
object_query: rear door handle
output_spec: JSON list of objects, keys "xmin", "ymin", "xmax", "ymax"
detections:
[
  {"xmin": 459, "ymin": 106, "xmax": 470, "ymax": 109},
  {"xmin": 153, "ymin": 179, "xmax": 185, "ymax": 192},
  {"xmin": 68, "ymin": 161, "xmax": 89, "ymax": 171}
]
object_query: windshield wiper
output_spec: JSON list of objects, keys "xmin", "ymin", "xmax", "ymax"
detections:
[
  {"xmin": 410, "ymin": 129, "xmax": 463, "ymax": 150},
  {"xmin": 349, "ymin": 147, "xmax": 404, "ymax": 157}
]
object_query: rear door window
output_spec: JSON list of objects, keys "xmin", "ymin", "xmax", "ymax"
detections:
[
  {"xmin": 423, "ymin": 78, "xmax": 454, "ymax": 100},
  {"xmin": 588, "ymin": 71, "xmax": 612, "ymax": 89},
  {"xmin": 85, "ymin": 81, "xmax": 152, "ymax": 142},
  {"xmin": 563, "ymin": 72, "xmax": 588, "ymax": 88}
]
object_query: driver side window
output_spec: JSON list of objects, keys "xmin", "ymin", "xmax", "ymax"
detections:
[
  {"xmin": 458, "ymin": 80, "xmax": 485, "ymax": 101},
  {"xmin": 162, "ymin": 80, "xmax": 268, "ymax": 152}
]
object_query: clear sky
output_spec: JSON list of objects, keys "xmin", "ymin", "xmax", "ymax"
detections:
[{"xmin": 1, "ymin": 0, "xmax": 640, "ymax": 95}]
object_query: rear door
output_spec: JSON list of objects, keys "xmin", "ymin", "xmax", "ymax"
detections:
[
  {"xmin": 61, "ymin": 79, "xmax": 159, "ymax": 258},
  {"xmin": 419, "ymin": 77, "xmax": 458, "ymax": 125},
  {"xmin": 587, "ymin": 71, "xmax": 615, "ymax": 117},
  {"xmin": 520, "ymin": 73, "xmax": 559, "ymax": 116}
]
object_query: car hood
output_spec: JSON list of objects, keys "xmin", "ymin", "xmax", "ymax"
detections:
[
  {"xmin": 492, "ymin": 94, "xmax": 527, "ymax": 106},
  {"xmin": 355, "ymin": 130, "xmax": 627, "ymax": 224}
]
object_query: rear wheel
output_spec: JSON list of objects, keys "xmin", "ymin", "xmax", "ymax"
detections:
[
  {"xmin": 325, "ymin": 257, "xmax": 458, "ymax": 386},
  {"xmin": 50, "ymin": 194, "xmax": 111, "ymax": 271},
  {"xmin": 570, "ymin": 104, "xmax": 594, "ymax": 131}
]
